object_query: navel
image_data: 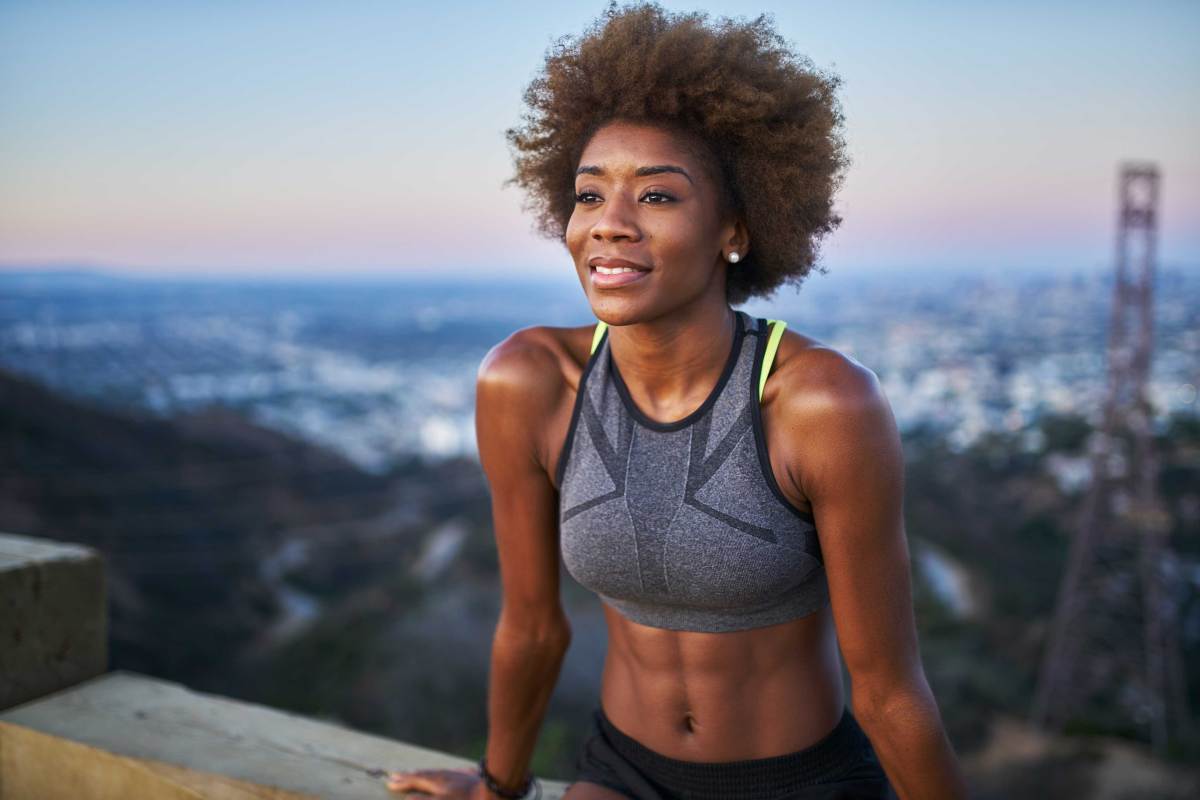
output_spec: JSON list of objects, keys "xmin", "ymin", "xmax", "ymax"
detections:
[{"xmin": 682, "ymin": 712, "xmax": 698, "ymax": 734}]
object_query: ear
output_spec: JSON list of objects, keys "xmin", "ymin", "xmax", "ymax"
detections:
[{"xmin": 720, "ymin": 216, "xmax": 751, "ymax": 262}]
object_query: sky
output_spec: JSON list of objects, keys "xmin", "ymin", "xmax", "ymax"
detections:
[{"xmin": 1, "ymin": 0, "xmax": 1197, "ymax": 282}]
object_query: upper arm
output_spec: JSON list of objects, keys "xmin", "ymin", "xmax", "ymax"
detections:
[
  {"xmin": 475, "ymin": 327, "xmax": 571, "ymax": 644},
  {"xmin": 786, "ymin": 352, "xmax": 921, "ymax": 710}
]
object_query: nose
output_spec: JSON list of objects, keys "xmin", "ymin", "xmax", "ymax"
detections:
[{"xmin": 590, "ymin": 190, "xmax": 641, "ymax": 242}]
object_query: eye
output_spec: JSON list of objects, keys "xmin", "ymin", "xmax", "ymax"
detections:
[{"xmin": 573, "ymin": 189, "xmax": 676, "ymax": 205}]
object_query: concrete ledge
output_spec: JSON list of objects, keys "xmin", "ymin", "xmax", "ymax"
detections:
[
  {"xmin": 0, "ymin": 670, "xmax": 568, "ymax": 799},
  {"xmin": 0, "ymin": 721, "xmax": 315, "ymax": 799},
  {"xmin": 0, "ymin": 532, "xmax": 107, "ymax": 711}
]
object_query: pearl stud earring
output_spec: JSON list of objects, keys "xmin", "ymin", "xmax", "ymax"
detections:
[{"xmin": 727, "ymin": 251, "xmax": 740, "ymax": 264}]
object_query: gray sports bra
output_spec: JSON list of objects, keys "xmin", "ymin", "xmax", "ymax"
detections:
[{"xmin": 556, "ymin": 309, "xmax": 830, "ymax": 633}]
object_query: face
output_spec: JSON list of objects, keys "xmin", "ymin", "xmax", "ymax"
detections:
[{"xmin": 566, "ymin": 119, "xmax": 747, "ymax": 323}]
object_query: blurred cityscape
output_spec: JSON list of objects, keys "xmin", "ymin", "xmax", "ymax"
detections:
[
  {"xmin": 1, "ymin": 266, "xmax": 1197, "ymax": 797},
  {"xmin": 3, "ymin": 267, "xmax": 1197, "ymax": 471}
]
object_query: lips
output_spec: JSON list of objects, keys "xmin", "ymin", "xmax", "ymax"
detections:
[
  {"xmin": 588, "ymin": 256, "xmax": 651, "ymax": 288},
  {"xmin": 589, "ymin": 257, "xmax": 650, "ymax": 272}
]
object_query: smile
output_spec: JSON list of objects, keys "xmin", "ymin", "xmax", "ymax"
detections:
[{"xmin": 590, "ymin": 264, "xmax": 651, "ymax": 288}]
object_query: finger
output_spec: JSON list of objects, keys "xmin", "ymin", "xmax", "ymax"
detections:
[
  {"xmin": 384, "ymin": 780, "xmax": 411, "ymax": 796},
  {"xmin": 386, "ymin": 771, "xmax": 442, "ymax": 794},
  {"xmin": 386, "ymin": 779, "xmax": 433, "ymax": 797}
]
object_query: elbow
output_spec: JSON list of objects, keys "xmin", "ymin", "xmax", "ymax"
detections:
[
  {"xmin": 850, "ymin": 691, "xmax": 888, "ymax": 729},
  {"xmin": 497, "ymin": 608, "xmax": 572, "ymax": 652},
  {"xmin": 850, "ymin": 677, "xmax": 937, "ymax": 731}
]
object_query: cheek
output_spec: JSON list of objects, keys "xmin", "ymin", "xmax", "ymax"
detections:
[
  {"xmin": 657, "ymin": 222, "xmax": 712, "ymax": 261},
  {"xmin": 565, "ymin": 215, "xmax": 588, "ymax": 256}
]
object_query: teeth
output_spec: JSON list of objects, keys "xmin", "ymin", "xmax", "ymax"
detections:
[{"xmin": 595, "ymin": 265, "xmax": 642, "ymax": 274}]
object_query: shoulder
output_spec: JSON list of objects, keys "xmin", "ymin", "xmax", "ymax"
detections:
[
  {"xmin": 764, "ymin": 326, "xmax": 883, "ymax": 414},
  {"xmin": 475, "ymin": 322, "xmax": 596, "ymax": 474},
  {"xmin": 476, "ymin": 322, "xmax": 593, "ymax": 403},
  {"xmin": 762, "ymin": 326, "xmax": 895, "ymax": 491}
]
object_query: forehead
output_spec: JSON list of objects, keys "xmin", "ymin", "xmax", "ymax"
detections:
[{"xmin": 577, "ymin": 120, "xmax": 706, "ymax": 173}]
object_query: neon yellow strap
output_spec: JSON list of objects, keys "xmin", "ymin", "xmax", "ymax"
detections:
[
  {"xmin": 590, "ymin": 320, "xmax": 608, "ymax": 355},
  {"xmin": 758, "ymin": 319, "xmax": 787, "ymax": 402}
]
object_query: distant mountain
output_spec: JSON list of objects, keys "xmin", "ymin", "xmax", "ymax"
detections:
[{"xmin": 0, "ymin": 266, "xmax": 140, "ymax": 290}]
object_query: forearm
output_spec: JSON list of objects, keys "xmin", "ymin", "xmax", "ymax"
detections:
[
  {"xmin": 853, "ymin": 681, "xmax": 969, "ymax": 800},
  {"xmin": 483, "ymin": 622, "xmax": 571, "ymax": 795}
]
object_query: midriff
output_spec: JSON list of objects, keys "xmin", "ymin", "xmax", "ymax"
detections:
[{"xmin": 598, "ymin": 600, "xmax": 845, "ymax": 761}]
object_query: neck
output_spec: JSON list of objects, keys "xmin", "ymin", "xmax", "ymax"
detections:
[{"xmin": 607, "ymin": 303, "xmax": 737, "ymax": 419}]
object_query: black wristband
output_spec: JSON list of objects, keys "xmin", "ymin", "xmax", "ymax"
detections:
[{"xmin": 477, "ymin": 756, "xmax": 533, "ymax": 799}]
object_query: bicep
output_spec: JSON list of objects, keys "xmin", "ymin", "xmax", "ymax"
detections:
[
  {"xmin": 475, "ymin": 331, "xmax": 570, "ymax": 640},
  {"xmin": 799, "ymin": 364, "xmax": 921, "ymax": 708}
]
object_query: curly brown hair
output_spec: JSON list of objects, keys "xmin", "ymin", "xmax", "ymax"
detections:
[{"xmin": 504, "ymin": 1, "xmax": 851, "ymax": 305}]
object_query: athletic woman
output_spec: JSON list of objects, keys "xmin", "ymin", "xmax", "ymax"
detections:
[{"xmin": 388, "ymin": 3, "xmax": 968, "ymax": 798}]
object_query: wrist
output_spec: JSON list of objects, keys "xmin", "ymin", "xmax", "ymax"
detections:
[{"xmin": 477, "ymin": 756, "xmax": 541, "ymax": 800}]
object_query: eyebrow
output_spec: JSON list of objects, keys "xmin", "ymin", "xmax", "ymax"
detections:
[{"xmin": 575, "ymin": 164, "xmax": 694, "ymax": 184}]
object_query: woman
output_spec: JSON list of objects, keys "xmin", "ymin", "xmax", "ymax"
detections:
[{"xmin": 388, "ymin": 3, "xmax": 968, "ymax": 799}]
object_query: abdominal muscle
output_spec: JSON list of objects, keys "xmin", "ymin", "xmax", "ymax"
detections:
[{"xmin": 598, "ymin": 601, "xmax": 846, "ymax": 762}]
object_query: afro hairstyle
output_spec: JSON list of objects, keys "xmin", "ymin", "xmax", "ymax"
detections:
[{"xmin": 504, "ymin": 1, "xmax": 851, "ymax": 304}]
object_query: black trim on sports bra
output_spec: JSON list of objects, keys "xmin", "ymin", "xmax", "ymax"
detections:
[
  {"xmin": 608, "ymin": 311, "xmax": 747, "ymax": 433},
  {"xmin": 555, "ymin": 324, "xmax": 609, "ymax": 493},
  {"xmin": 749, "ymin": 316, "xmax": 820, "ymax": 530}
]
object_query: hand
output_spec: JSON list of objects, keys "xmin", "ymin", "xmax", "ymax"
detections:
[{"xmin": 385, "ymin": 766, "xmax": 488, "ymax": 798}]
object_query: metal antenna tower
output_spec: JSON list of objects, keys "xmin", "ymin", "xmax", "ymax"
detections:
[{"xmin": 1031, "ymin": 162, "xmax": 1190, "ymax": 756}]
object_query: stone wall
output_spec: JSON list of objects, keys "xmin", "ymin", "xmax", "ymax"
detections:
[{"xmin": 0, "ymin": 532, "xmax": 107, "ymax": 711}]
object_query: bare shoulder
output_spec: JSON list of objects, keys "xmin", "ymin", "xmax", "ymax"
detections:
[
  {"xmin": 764, "ymin": 327, "xmax": 885, "ymax": 417},
  {"xmin": 761, "ymin": 327, "xmax": 896, "ymax": 503},
  {"xmin": 478, "ymin": 319, "xmax": 594, "ymax": 390},
  {"xmin": 476, "ymin": 321, "xmax": 596, "ymax": 477}
]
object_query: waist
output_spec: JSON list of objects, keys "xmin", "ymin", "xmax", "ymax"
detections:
[{"xmin": 592, "ymin": 703, "xmax": 875, "ymax": 797}]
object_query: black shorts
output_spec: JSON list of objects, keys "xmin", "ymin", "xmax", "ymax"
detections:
[{"xmin": 571, "ymin": 705, "xmax": 898, "ymax": 800}]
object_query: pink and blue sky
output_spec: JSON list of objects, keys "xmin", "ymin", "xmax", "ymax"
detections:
[{"xmin": 1, "ymin": 0, "xmax": 1197, "ymax": 280}]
